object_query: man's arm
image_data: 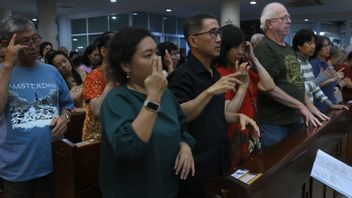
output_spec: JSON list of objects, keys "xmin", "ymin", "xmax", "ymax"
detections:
[
  {"xmin": 267, "ymin": 86, "xmax": 321, "ymax": 127},
  {"xmin": 181, "ymin": 72, "xmax": 242, "ymax": 122},
  {"xmin": 0, "ymin": 34, "xmax": 27, "ymax": 112},
  {"xmin": 304, "ymin": 94, "xmax": 329, "ymax": 122}
]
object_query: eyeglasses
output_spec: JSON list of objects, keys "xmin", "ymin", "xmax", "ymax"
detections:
[
  {"xmin": 271, "ymin": 15, "xmax": 291, "ymax": 22},
  {"xmin": 16, "ymin": 34, "xmax": 41, "ymax": 46},
  {"xmin": 192, "ymin": 28, "xmax": 222, "ymax": 39}
]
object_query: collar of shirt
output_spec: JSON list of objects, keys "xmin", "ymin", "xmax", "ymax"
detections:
[
  {"xmin": 296, "ymin": 52, "xmax": 309, "ymax": 63},
  {"xmin": 188, "ymin": 54, "xmax": 217, "ymax": 75}
]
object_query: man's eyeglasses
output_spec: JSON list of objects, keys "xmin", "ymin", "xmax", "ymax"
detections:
[
  {"xmin": 192, "ymin": 28, "xmax": 222, "ymax": 39},
  {"xmin": 271, "ymin": 15, "xmax": 291, "ymax": 22},
  {"xmin": 16, "ymin": 34, "xmax": 41, "ymax": 46}
]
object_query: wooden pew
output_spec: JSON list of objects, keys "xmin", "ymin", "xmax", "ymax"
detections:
[
  {"xmin": 52, "ymin": 138, "xmax": 101, "ymax": 198},
  {"xmin": 65, "ymin": 111, "xmax": 86, "ymax": 143},
  {"xmin": 207, "ymin": 109, "xmax": 352, "ymax": 198}
]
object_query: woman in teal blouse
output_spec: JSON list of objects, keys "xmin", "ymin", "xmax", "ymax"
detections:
[{"xmin": 100, "ymin": 27, "xmax": 196, "ymax": 198}]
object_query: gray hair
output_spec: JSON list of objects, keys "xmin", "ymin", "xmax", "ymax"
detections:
[
  {"xmin": 260, "ymin": 2, "xmax": 285, "ymax": 32},
  {"xmin": 250, "ymin": 33, "xmax": 265, "ymax": 45},
  {"xmin": 0, "ymin": 15, "xmax": 35, "ymax": 41}
]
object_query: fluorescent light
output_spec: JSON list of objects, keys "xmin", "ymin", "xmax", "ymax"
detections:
[
  {"xmin": 110, "ymin": 0, "xmax": 117, "ymax": 2},
  {"xmin": 166, "ymin": 9, "xmax": 172, "ymax": 12},
  {"xmin": 72, "ymin": 38, "xmax": 78, "ymax": 41},
  {"xmin": 32, "ymin": 18, "xmax": 37, "ymax": 22},
  {"xmin": 111, "ymin": 16, "xmax": 117, "ymax": 20},
  {"xmin": 77, "ymin": 46, "xmax": 84, "ymax": 49},
  {"xmin": 250, "ymin": 0, "xmax": 256, "ymax": 5},
  {"xmin": 132, "ymin": 12, "xmax": 138, "ymax": 16},
  {"xmin": 304, "ymin": 18, "xmax": 309, "ymax": 22}
]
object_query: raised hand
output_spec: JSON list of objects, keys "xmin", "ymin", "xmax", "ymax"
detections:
[
  {"xmin": 243, "ymin": 41, "xmax": 255, "ymax": 61},
  {"xmin": 206, "ymin": 72, "xmax": 243, "ymax": 96},
  {"xmin": 320, "ymin": 67, "xmax": 335, "ymax": 79},
  {"xmin": 163, "ymin": 49, "xmax": 174, "ymax": 73},
  {"xmin": 336, "ymin": 67, "xmax": 345, "ymax": 79},
  {"xmin": 144, "ymin": 56, "xmax": 168, "ymax": 101},
  {"xmin": 235, "ymin": 60, "xmax": 250, "ymax": 87},
  {"xmin": 3, "ymin": 34, "xmax": 27, "ymax": 68}
]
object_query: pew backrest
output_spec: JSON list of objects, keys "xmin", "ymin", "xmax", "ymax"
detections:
[
  {"xmin": 65, "ymin": 111, "xmax": 86, "ymax": 143},
  {"xmin": 52, "ymin": 138, "xmax": 101, "ymax": 198}
]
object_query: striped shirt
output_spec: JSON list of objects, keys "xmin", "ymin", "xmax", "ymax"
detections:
[{"xmin": 297, "ymin": 53, "xmax": 333, "ymax": 107}]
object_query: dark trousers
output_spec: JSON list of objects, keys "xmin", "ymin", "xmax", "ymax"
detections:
[{"xmin": 2, "ymin": 173, "xmax": 54, "ymax": 198}]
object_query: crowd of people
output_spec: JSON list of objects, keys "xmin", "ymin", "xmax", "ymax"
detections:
[{"xmin": 0, "ymin": 1, "xmax": 352, "ymax": 198}]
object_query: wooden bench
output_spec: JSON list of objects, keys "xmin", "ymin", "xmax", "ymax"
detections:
[
  {"xmin": 206, "ymin": 108, "xmax": 352, "ymax": 198},
  {"xmin": 65, "ymin": 111, "xmax": 86, "ymax": 143},
  {"xmin": 52, "ymin": 138, "xmax": 101, "ymax": 198}
]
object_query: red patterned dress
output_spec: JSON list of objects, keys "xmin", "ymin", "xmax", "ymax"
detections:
[
  {"xmin": 217, "ymin": 65, "xmax": 259, "ymax": 172},
  {"xmin": 82, "ymin": 67, "xmax": 108, "ymax": 141}
]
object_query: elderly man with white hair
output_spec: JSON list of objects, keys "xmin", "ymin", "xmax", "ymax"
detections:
[{"xmin": 254, "ymin": 2, "xmax": 328, "ymax": 149}]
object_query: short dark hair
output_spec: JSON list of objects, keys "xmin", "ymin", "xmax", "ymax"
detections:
[
  {"xmin": 215, "ymin": 24, "xmax": 245, "ymax": 66},
  {"xmin": 292, "ymin": 29, "xmax": 315, "ymax": 51},
  {"xmin": 39, "ymin": 41, "xmax": 53, "ymax": 56},
  {"xmin": 157, "ymin": 41, "xmax": 178, "ymax": 59},
  {"xmin": 313, "ymin": 36, "xmax": 331, "ymax": 58},
  {"xmin": 108, "ymin": 27, "xmax": 153, "ymax": 84},
  {"xmin": 183, "ymin": 13, "xmax": 217, "ymax": 45},
  {"xmin": 82, "ymin": 44, "xmax": 98, "ymax": 66}
]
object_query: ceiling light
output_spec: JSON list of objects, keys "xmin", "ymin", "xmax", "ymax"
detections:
[
  {"xmin": 111, "ymin": 16, "xmax": 117, "ymax": 20},
  {"xmin": 72, "ymin": 38, "xmax": 78, "ymax": 41},
  {"xmin": 132, "ymin": 12, "xmax": 138, "ymax": 16},
  {"xmin": 163, "ymin": 17, "xmax": 167, "ymax": 20},
  {"xmin": 110, "ymin": 0, "xmax": 117, "ymax": 2},
  {"xmin": 32, "ymin": 18, "xmax": 37, "ymax": 22},
  {"xmin": 250, "ymin": 0, "xmax": 257, "ymax": 5},
  {"xmin": 166, "ymin": 9, "xmax": 172, "ymax": 12},
  {"xmin": 304, "ymin": 18, "xmax": 309, "ymax": 22}
]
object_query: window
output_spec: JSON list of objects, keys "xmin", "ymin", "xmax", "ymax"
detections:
[
  {"xmin": 88, "ymin": 16, "xmax": 108, "ymax": 33},
  {"xmin": 109, "ymin": 14, "xmax": 129, "ymax": 31},
  {"xmin": 132, "ymin": 12, "xmax": 148, "ymax": 29},
  {"xmin": 150, "ymin": 13, "xmax": 162, "ymax": 33},
  {"xmin": 72, "ymin": 36, "xmax": 87, "ymax": 53},
  {"xmin": 71, "ymin": 19, "xmax": 86, "ymax": 34},
  {"xmin": 164, "ymin": 16, "xmax": 176, "ymax": 34}
]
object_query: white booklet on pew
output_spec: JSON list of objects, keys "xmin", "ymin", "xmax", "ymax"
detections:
[{"xmin": 311, "ymin": 149, "xmax": 352, "ymax": 198}]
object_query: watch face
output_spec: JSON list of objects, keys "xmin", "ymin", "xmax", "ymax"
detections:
[{"xmin": 146, "ymin": 101, "xmax": 159, "ymax": 111}]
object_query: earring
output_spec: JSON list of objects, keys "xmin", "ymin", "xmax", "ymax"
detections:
[{"xmin": 126, "ymin": 72, "xmax": 130, "ymax": 79}]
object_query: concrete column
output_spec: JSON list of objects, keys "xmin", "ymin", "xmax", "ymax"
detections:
[
  {"xmin": 36, "ymin": 0, "xmax": 58, "ymax": 49},
  {"xmin": 58, "ymin": 16, "xmax": 72, "ymax": 52},
  {"xmin": 220, "ymin": 0, "xmax": 240, "ymax": 26},
  {"xmin": 0, "ymin": 8, "xmax": 12, "ymax": 21}
]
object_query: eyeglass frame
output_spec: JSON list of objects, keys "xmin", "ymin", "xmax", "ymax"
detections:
[
  {"xmin": 191, "ymin": 28, "xmax": 222, "ymax": 39},
  {"xmin": 270, "ymin": 15, "xmax": 291, "ymax": 22},
  {"xmin": 15, "ymin": 34, "xmax": 41, "ymax": 46}
]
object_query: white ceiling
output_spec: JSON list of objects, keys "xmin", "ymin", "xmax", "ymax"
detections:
[{"xmin": 1, "ymin": 0, "xmax": 352, "ymax": 21}]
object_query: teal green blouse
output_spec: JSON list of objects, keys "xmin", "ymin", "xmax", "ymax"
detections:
[{"xmin": 100, "ymin": 85, "xmax": 195, "ymax": 198}]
